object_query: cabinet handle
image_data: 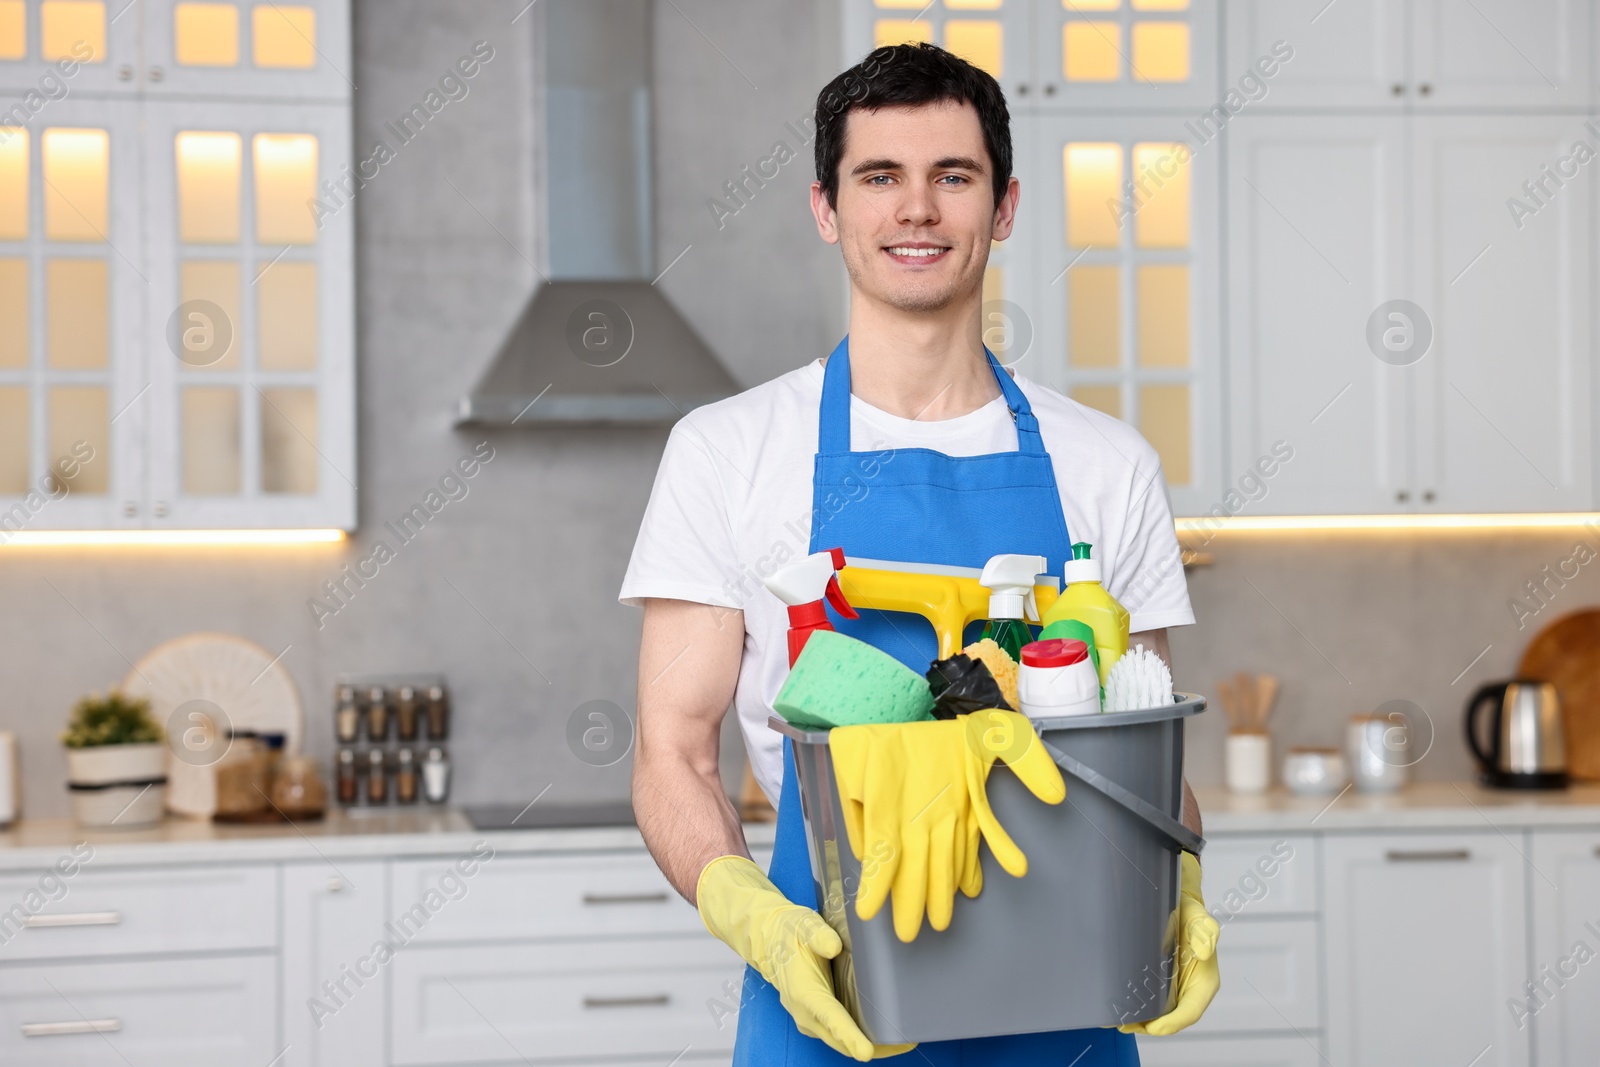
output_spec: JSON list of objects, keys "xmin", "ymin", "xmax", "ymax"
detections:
[
  {"xmin": 1592, "ymin": 845, "xmax": 1600, "ymax": 859},
  {"xmin": 1385, "ymin": 848, "xmax": 1470, "ymax": 862},
  {"xmin": 1395, "ymin": 490, "xmax": 1410, "ymax": 503},
  {"xmin": 327, "ymin": 877, "xmax": 345, "ymax": 892},
  {"xmin": 148, "ymin": 65, "xmax": 164, "ymax": 82},
  {"xmin": 1391, "ymin": 82, "xmax": 1406, "ymax": 96},
  {"xmin": 1016, "ymin": 83, "xmax": 1029, "ymax": 95},
  {"xmin": 582, "ymin": 994, "xmax": 670, "ymax": 1009},
  {"xmin": 23, "ymin": 910, "xmax": 121, "ymax": 928},
  {"xmin": 22, "ymin": 1018, "xmax": 122, "ymax": 1037},
  {"xmin": 581, "ymin": 892, "xmax": 669, "ymax": 906},
  {"xmin": 1418, "ymin": 83, "xmax": 1433, "ymax": 96},
  {"xmin": 1043, "ymin": 83, "xmax": 1056, "ymax": 96},
  {"xmin": 1422, "ymin": 490, "xmax": 1436, "ymax": 503},
  {"xmin": 116, "ymin": 64, "xmax": 133, "ymax": 81}
]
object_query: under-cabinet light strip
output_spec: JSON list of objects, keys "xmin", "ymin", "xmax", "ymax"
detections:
[{"xmin": 1174, "ymin": 514, "xmax": 1600, "ymax": 533}]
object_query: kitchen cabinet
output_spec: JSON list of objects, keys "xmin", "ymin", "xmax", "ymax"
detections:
[
  {"xmin": 0, "ymin": 0, "xmax": 142, "ymax": 96},
  {"xmin": 1227, "ymin": 0, "xmax": 1589, "ymax": 110},
  {"xmin": 845, "ymin": 1, "xmax": 1216, "ymax": 112},
  {"xmin": 1224, "ymin": 115, "xmax": 1411, "ymax": 515},
  {"xmin": 0, "ymin": 0, "xmax": 354, "ymax": 532},
  {"xmin": 0, "ymin": 955, "xmax": 278, "ymax": 1066},
  {"xmin": 1411, "ymin": 116, "xmax": 1593, "ymax": 514},
  {"xmin": 1137, "ymin": 1034, "xmax": 1327, "ymax": 1067},
  {"xmin": 281, "ymin": 860, "xmax": 386, "ymax": 1067},
  {"xmin": 1528, "ymin": 831, "xmax": 1600, "ymax": 1067},
  {"xmin": 1026, "ymin": 111, "xmax": 1223, "ymax": 517},
  {"xmin": 1323, "ymin": 832, "xmax": 1532, "ymax": 1067}
]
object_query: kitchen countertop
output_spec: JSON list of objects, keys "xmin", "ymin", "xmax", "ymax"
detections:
[
  {"xmin": 1194, "ymin": 780, "xmax": 1600, "ymax": 834},
  {"xmin": 1, "ymin": 782, "xmax": 1597, "ymax": 870},
  {"xmin": 0, "ymin": 807, "xmax": 780, "ymax": 872}
]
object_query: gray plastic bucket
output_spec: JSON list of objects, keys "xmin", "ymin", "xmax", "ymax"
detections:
[{"xmin": 770, "ymin": 693, "xmax": 1206, "ymax": 1044}]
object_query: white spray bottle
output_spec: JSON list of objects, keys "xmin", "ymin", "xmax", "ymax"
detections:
[{"xmin": 978, "ymin": 553, "xmax": 1047, "ymax": 663}]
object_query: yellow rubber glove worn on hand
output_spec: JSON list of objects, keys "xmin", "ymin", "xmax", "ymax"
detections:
[
  {"xmin": 830, "ymin": 709, "xmax": 1067, "ymax": 943},
  {"xmin": 696, "ymin": 854, "xmax": 916, "ymax": 1062},
  {"xmin": 1119, "ymin": 851, "xmax": 1221, "ymax": 1036}
]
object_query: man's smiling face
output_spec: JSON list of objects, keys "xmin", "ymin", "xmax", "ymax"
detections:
[{"xmin": 816, "ymin": 98, "xmax": 1017, "ymax": 315}]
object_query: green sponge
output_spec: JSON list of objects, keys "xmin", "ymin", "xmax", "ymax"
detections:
[{"xmin": 774, "ymin": 630, "xmax": 935, "ymax": 729}]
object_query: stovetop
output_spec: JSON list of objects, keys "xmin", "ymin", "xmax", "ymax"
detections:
[{"xmin": 461, "ymin": 800, "xmax": 636, "ymax": 831}]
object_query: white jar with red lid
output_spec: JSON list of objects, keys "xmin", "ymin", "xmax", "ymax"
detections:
[{"xmin": 1018, "ymin": 638, "xmax": 1100, "ymax": 718}]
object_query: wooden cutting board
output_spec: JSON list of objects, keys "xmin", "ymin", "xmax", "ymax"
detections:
[{"xmin": 1518, "ymin": 609, "xmax": 1600, "ymax": 781}]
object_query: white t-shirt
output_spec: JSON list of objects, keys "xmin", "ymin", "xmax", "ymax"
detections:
[{"xmin": 618, "ymin": 357, "xmax": 1195, "ymax": 806}]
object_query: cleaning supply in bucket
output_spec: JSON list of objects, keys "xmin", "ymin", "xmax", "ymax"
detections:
[
  {"xmin": 961, "ymin": 638, "xmax": 1020, "ymax": 711},
  {"xmin": 1103, "ymin": 645, "xmax": 1174, "ymax": 712},
  {"xmin": 1018, "ymin": 638, "xmax": 1100, "ymax": 718},
  {"xmin": 1038, "ymin": 617, "xmax": 1101, "ymax": 683},
  {"xmin": 977, "ymin": 553, "xmax": 1047, "ymax": 661},
  {"xmin": 925, "ymin": 653, "xmax": 1014, "ymax": 719},
  {"xmin": 773, "ymin": 629, "xmax": 935, "ymax": 729},
  {"xmin": 1038, "ymin": 542, "xmax": 1129, "ymax": 687},
  {"xmin": 829, "ymin": 710, "xmax": 1067, "ymax": 942},
  {"xmin": 762, "ymin": 547, "xmax": 858, "ymax": 667}
]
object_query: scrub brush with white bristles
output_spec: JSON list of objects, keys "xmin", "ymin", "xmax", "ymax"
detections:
[{"xmin": 1103, "ymin": 645, "xmax": 1173, "ymax": 712}]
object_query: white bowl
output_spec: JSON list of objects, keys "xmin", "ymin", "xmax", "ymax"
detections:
[{"xmin": 1283, "ymin": 748, "xmax": 1347, "ymax": 796}]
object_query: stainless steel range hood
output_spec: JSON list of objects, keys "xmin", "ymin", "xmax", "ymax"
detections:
[{"xmin": 456, "ymin": 0, "xmax": 737, "ymax": 427}]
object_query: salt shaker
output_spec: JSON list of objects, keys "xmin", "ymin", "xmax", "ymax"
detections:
[{"xmin": 421, "ymin": 746, "xmax": 450, "ymax": 803}]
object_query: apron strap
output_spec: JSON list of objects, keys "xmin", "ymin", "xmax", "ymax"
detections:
[{"xmin": 818, "ymin": 336, "xmax": 1045, "ymax": 456}]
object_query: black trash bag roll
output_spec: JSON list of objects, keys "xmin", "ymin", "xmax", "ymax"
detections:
[{"xmin": 924, "ymin": 653, "xmax": 1014, "ymax": 719}]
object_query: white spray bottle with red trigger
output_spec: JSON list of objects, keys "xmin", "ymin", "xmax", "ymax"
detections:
[{"xmin": 762, "ymin": 547, "xmax": 859, "ymax": 667}]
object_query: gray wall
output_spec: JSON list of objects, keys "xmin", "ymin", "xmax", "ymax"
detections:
[{"xmin": 0, "ymin": 0, "xmax": 1589, "ymax": 821}]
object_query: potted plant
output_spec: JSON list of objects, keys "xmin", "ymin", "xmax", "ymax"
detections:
[{"xmin": 60, "ymin": 691, "xmax": 168, "ymax": 828}]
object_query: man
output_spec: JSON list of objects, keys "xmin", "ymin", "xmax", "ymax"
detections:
[{"xmin": 621, "ymin": 42, "xmax": 1216, "ymax": 1066}]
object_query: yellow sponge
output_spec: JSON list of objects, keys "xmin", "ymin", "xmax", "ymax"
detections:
[{"xmin": 962, "ymin": 638, "xmax": 1019, "ymax": 711}]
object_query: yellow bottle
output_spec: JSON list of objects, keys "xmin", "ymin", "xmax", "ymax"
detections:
[{"xmin": 1038, "ymin": 542, "xmax": 1129, "ymax": 687}]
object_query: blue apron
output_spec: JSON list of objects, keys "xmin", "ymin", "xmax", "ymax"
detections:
[{"xmin": 732, "ymin": 337, "xmax": 1139, "ymax": 1066}]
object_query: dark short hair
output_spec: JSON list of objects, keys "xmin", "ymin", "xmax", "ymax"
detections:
[{"xmin": 813, "ymin": 42, "xmax": 1012, "ymax": 211}]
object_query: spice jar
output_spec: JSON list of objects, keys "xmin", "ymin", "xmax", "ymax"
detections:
[
  {"xmin": 425, "ymin": 684, "xmax": 450, "ymax": 740},
  {"xmin": 365, "ymin": 686, "xmax": 390, "ymax": 742},
  {"xmin": 365, "ymin": 748, "xmax": 388, "ymax": 805},
  {"xmin": 421, "ymin": 746, "xmax": 450, "ymax": 803},
  {"xmin": 335, "ymin": 692, "xmax": 360, "ymax": 744},
  {"xmin": 336, "ymin": 748, "xmax": 357, "ymax": 805},
  {"xmin": 395, "ymin": 747, "xmax": 418, "ymax": 804},
  {"xmin": 395, "ymin": 685, "xmax": 420, "ymax": 741},
  {"xmin": 270, "ymin": 755, "xmax": 327, "ymax": 818}
]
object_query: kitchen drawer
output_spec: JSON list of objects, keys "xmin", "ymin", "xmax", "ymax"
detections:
[
  {"xmin": 390, "ymin": 852, "xmax": 703, "ymax": 943},
  {"xmin": 0, "ymin": 864, "xmax": 277, "ymax": 959},
  {"xmin": 1183, "ymin": 919, "xmax": 1320, "ymax": 1035},
  {"xmin": 390, "ymin": 936, "xmax": 744, "ymax": 1064},
  {"xmin": 0, "ymin": 954, "xmax": 276, "ymax": 1066},
  {"xmin": 1137, "ymin": 1033, "xmax": 1326, "ymax": 1066},
  {"xmin": 1202, "ymin": 835, "xmax": 1317, "ymax": 919}
]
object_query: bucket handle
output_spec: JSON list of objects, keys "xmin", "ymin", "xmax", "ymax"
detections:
[{"xmin": 1039, "ymin": 739, "xmax": 1205, "ymax": 856}]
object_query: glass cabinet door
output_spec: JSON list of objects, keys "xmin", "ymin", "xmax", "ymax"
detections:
[
  {"xmin": 845, "ymin": 0, "xmax": 1033, "ymax": 95},
  {"xmin": 141, "ymin": 99, "xmax": 353, "ymax": 529},
  {"xmin": 0, "ymin": 97, "xmax": 144, "ymax": 532},
  {"xmin": 1035, "ymin": 0, "xmax": 1217, "ymax": 111},
  {"xmin": 0, "ymin": 0, "xmax": 141, "ymax": 95},
  {"xmin": 1028, "ymin": 113, "xmax": 1219, "ymax": 515},
  {"xmin": 140, "ymin": 0, "xmax": 351, "ymax": 100}
]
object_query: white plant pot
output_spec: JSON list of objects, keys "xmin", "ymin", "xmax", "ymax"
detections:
[{"xmin": 65, "ymin": 743, "xmax": 169, "ymax": 828}]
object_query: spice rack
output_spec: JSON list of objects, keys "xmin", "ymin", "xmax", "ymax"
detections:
[{"xmin": 332, "ymin": 674, "xmax": 451, "ymax": 807}]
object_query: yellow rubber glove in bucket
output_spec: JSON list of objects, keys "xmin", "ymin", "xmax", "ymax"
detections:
[{"xmin": 830, "ymin": 709, "xmax": 1067, "ymax": 942}]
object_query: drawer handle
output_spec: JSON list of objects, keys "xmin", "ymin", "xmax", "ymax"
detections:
[
  {"xmin": 23, "ymin": 911, "xmax": 122, "ymax": 928},
  {"xmin": 1385, "ymin": 849, "xmax": 1471, "ymax": 862},
  {"xmin": 583, "ymin": 994, "xmax": 671, "ymax": 1009},
  {"xmin": 581, "ymin": 892, "xmax": 670, "ymax": 906},
  {"xmin": 22, "ymin": 1018, "xmax": 122, "ymax": 1037}
]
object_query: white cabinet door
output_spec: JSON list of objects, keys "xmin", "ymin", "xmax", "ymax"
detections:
[
  {"xmin": 0, "ymin": 97, "xmax": 147, "ymax": 532},
  {"xmin": 1182, "ymin": 919, "xmax": 1321, "ymax": 1035},
  {"xmin": 1224, "ymin": 116, "xmax": 1411, "ymax": 515},
  {"xmin": 282, "ymin": 860, "xmax": 386, "ymax": 1067},
  {"xmin": 0, "ymin": 0, "xmax": 141, "ymax": 96},
  {"xmin": 141, "ymin": 98, "xmax": 355, "ymax": 530},
  {"xmin": 1202, "ymin": 835, "xmax": 1319, "ymax": 919},
  {"xmin": 1030, "ymin": 113, "xmax": 1222, "ymax": 517},
  {"xmin": 0, "ymin": 954, "xmax": 277, "ymax": 1066},
  {"xmin": 1528, "ymin": 831, "xmax": 1600, "ymax": 1067},
  {"xmin": 1410, "ymin": 116, "xmax": 1592, "ymax": 513},
  {"xmin": 1413, "ymin": 0, "xmax": 1591, "ymax": 109},
  {"xmin": 1324, "ymin": 833, "xmax": 1532, "ymax": 1067},
  {"xmin": 1137, "ymin": 1034, "xmax": 1326, "ymax": 1067},
  {"xmin": 140, "ymin": 0, "xmax": 353, "ymax": 101},
  {"xmin": 1225, "ymin": 0, "xmax": 1407, "ymax": 109}
]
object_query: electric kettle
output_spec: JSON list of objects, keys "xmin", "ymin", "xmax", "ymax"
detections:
[{"xmin": 1464, "ymin": 679, "xmax": 1568, "ymax": 789}]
